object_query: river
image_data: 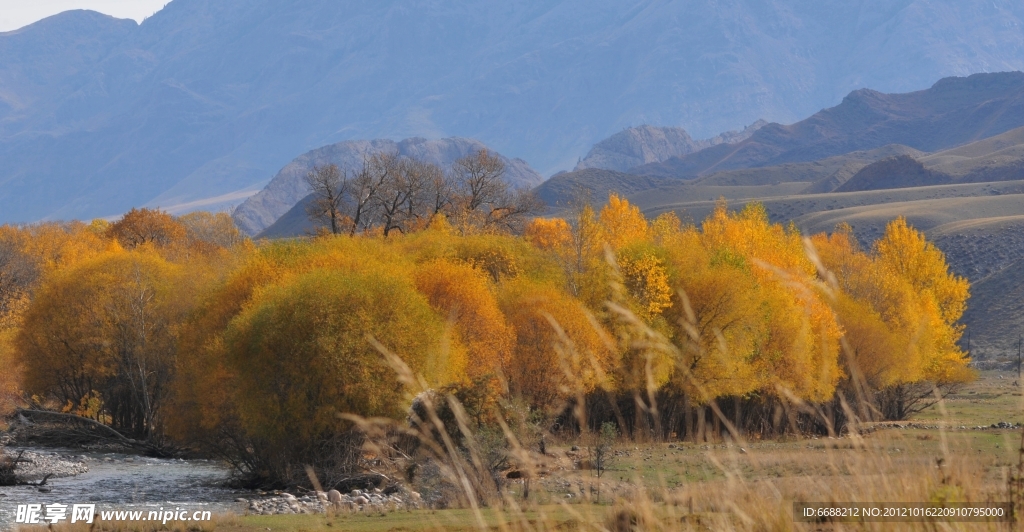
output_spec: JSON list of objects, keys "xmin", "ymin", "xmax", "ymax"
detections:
[{"xmin": 0, "ymin": 447, "xmax": 249, "ymax": 530}]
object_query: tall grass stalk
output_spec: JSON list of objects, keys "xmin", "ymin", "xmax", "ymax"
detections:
[{"xmin": 329, "ymin": 242, "xmax": 1012, "ymax": 531}]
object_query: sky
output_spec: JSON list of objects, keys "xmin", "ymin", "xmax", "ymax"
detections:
[{"xmin": 0, "ymin": 0, "xmax": 168, "ymax": 32}]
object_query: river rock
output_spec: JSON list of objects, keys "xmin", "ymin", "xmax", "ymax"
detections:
[
  {"xmin": 243, "ymin": 485, "xmax": 425, "ymax": 516},
  {"xmin": 1, "ymin": 449, "xmax": 89, "ymax": 481}
]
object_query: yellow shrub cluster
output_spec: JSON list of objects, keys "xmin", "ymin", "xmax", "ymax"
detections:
[{"xmin": 0, "ymin": 199, "xmax": 972, "ymax": 447}]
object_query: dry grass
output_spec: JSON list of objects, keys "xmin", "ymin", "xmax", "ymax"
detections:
[
  {"xmin": 15, "ymin": 321, "xmax": 1021, "ymax": 532},
  {"xmin": 17, "ymin": 349, "xmax": 1020, "ymax": 532},
  {"xmin": 26, "ymin": 414, "xmax": 1016, "ymax": 531}
]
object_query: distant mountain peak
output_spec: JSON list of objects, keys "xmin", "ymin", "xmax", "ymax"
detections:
[
  {"xmin": 3, "ymin": 9, "xmax": 135, "ymax": 34},
  {"xmin": 5, "ymin": 1, "xmax": 1024, "ymax": 222},
  {"xmin": 574, "ymin": 120, "xmax": 766, "ymax": 173},
  {"xmin": 631, "ymin": 72, "xmax": 1024, "ymax": 179}
]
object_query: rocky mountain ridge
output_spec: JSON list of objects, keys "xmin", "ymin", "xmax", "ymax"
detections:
[
  {"xmin": 573, "ymin": 121, "xmax": 766, "ymax": 172},
  {"xmin": 4, "ymin": 1, "xmax": 1024, "ymax": 222},
  {"xmin": 633, "ymin": 73, "xmax": 1024, "ymax": 179}
]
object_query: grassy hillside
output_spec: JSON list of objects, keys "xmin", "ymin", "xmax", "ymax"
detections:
[
  {"xmin": 928, "ymin": 215, "xmax": 1024, "ymax": 279},
  {"xmin": 961, "ymin": 259, "xmax": 1024, "ymax": 359},
  {"xmin": 670, "ymin": 125, "xmax": 1024, "ymax": 196},
  {"xmin": 631, "ymin": 72, "xmax": 1024, "ymax": 179},
  {"xmin": 637, "ymin": 180, "xmax": 1024, "ymax": 228},
  {"xmin": 533, "ymin": 169, "xmax": 673, "ymax": 210},
  {"xmin": 694, "ymin": 145, "xmax": 924, "ymax": 189}
]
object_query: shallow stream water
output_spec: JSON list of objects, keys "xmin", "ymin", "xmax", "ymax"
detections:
[{"xmin": 0, "ymin": 447, "xmax": 248, "ymax": 530}]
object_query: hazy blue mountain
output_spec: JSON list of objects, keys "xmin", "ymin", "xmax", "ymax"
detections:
[
  {"xmin": 233, "ymin": 136, "xmax": 543, "ymax": 235},
  {"xmin": 574, "ymin": 121, "xmax": 765, "ymax": 172},
  {"xmin": 4, "ymin": 0, "xmax": 1024, "ymax": 222},
  {"xmin": 634, "ymin": 73, "xmax": 1024, "ymax": 178}
]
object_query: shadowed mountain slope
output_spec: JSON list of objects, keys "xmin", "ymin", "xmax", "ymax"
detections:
[
  {"xmin": 573, "ymin": 121, "xmax": 765, "ymax": 172},
  {"xmin": 633, "ymin": 73, "xmax": 1024, "ymax": 178},
  {"xmin": 835, "ymin": 155, "xmax": 950, "ymax": 192}
]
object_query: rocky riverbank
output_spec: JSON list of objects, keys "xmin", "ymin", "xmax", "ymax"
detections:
[
  {"xmin": 242, "ymin": 487, "xmax": 423, "ymax": 515},
  {"xmin": 1, "ymin": 448, "xmax": 89, "ymax": 483}
]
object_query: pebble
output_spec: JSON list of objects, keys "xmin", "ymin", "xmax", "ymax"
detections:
[
  {"xmin": 2, "ymin": 449, "xmax": 89, "ymax": 481},
  {"xmin": 242, "ymin": 487, "xmax": 423, "ymax": 516}
]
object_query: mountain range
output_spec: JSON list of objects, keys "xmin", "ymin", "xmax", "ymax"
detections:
[
  {"xmin": 5, "ymin": 0, "xmax": 1024, "ymax": 223},
  {"xmin": 572, "ymin": 121, "xmax": 766, "ymax": 173},
  {"xmin": 528, "ymin": 74, "xmax": 1024, "ymax": 361},
  {"xmin": 632, "ymin": 73, "xmax": 1024, "ymax": 178}
]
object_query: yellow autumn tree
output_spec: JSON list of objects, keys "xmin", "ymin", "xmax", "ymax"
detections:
[
  {"xmin": 811, "ymin": 229, "xmax": 897, "ymax": 388},
  {"xmin": 870, "ymin": 217, "xmax": 973, "ymax": 416},
  {"xmin": 106, "ymin": 208, "xmax": 187, "ymax": 250},
  {"xmin": 169, "ymin": 236, "xmax": 412, "ymax": 445},
  {"xmin": 617, "ymin": 243, "xmax": 673, "ymax": 320},
  {"xmin": 524, "ymin": 217, "xmax": 572, "ymax": 251},
  {"xmin": 811, "ymin": 218, "xmax": 973, "ymax": 419},
  {"xmin": 222, "ymin": 265, "xmax": 457, "ymax": 483},
  {"xmin": 16, "ymin": 246, "xmax": 186, "ymax": 437},
  {"xmin": 1, "ymin": 222, "xmax": 111, "ymax": 416},
  {"xmin": 414, "ymin": 259, "xmax": 512, "ymax": 382},
  {"xmin": 598, "ymin": 193, "xmax": 648, "ymax": 250},
  {"xmin": 688, "ymin": 202, "xmax": 842, "ymax": 402},
  {"xmin": 500, "ymin": 279, "xmax": 615, "ymax": 411},
  {"xmin": 662, "ymin": 228, "xmax": 763, "ymax": 402}
]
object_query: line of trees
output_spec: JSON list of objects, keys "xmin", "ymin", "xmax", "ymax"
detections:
[
  {"xmin": 304, "ymin": 150, "xmax": 542, "ymax": 236},
  {"xmin": 0, "ymin": 191, "xmax": 972, "ymax": 486},
  {"xmin": 0, "ymin": 210, "xmax": 243, "ymax": 443}
]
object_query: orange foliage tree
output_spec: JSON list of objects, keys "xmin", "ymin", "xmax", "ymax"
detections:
[
  {"xmin": 106, "ymin": 208, "xmax": 187, "ymax": 249},
  {"xmin": 1, "ymin": 194, "xmax": 976, "ymax": 484},
  {"xmin": 813, "ymin": 217, "xmax": 972, "ymax": 419},
  {"xmin": 16, "ymin": 247, "xmax": 187, "ymax": 437},
  {"xmin": 413, "ymin": 259, "xmax": 512, "ymax": 381},
  {"xmin": 499, "ymin": 279, "xmax": 615, "ymax": 411}
]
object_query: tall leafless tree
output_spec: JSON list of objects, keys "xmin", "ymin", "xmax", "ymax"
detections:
[
  {"xmin": 304, "ymin": 164, "xmax": 349, "ymax": 235},
  {"xmin": 302, "ymin": 149, "xmax": 539, "ymax": 237},
  {"xmin": 401, "ymin": 159, "xmax": 441, "ymax": 226},
  {"xmin": 427, "ymin": 162, "xmax": 456, "ymax": 217},
  {"xmin": 348, "ymin": 152, "xmax": 399, "ymax": 235},
  {"xmin": 452, "ymin": 149, "xmax": 508, "ymax": 212},
  {"xmin": 374, "ymin": 158, "xmax": 419, "ymax": 236},
  {"xmin": 450, "ymin": 150, "xmax": 543, "ymax": 233}
]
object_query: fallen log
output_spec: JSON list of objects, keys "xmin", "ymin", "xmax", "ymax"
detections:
[
  {"xmin": 11, "ymin": 409, "xmax": 182, "ymax": 458},
  {"xmin": 15, "ymin": 409, "xmax": 136, "ymax": 444}
]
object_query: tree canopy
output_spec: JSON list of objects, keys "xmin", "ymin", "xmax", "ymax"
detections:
[{"xmin": 0, "ymin": 197, "xmax": 974, "ymax": 483}]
